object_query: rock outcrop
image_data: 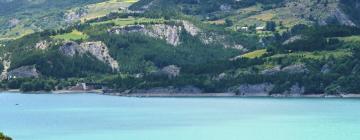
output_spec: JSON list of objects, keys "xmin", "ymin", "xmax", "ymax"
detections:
[
  {"xmin": 147, "ymin": 24, "xmax": 182, "ymax": 46},
  {"xmin": 286, "ymin": 0, "xmax": 356, "ymax": 26},
  {"xmin": 132, "ymin": 86, "xmax": 202, "ymax": 94},
  {"xmin": 283, "ymin": 84, "xmax": 305, "ymax": 95},
  {"xmin": 34, "ymin": 40, "xmax": 49, "ymax": 50},
  {"xmin": 261, "ymin": 64, "xmax": 308, "ymax": 75},
  {"xmin": 282, "ymin": 35, "xmax": 303, "ymax": 45},
  {"xmin": 110, "ymin": 24, "xmax": 182, "ymax": 46},
  {"xmin": 79, "ymin": 42, "xmax": 119, "ymax": 70},
  {"xmin": 282, "ymin": 64, "xmax": 309, "ymax": 74},
  {"xmin": 321, "ymin": 64, "xmax": 331, "ymax": 74},
  {"xmin": 230, "ymin": 83, "xmax": 306, "ymax": 96},
  {"xmin": 7, "ymin": 65, "xmax": 40, "ymax": 79},
  {"xmin": 59, "ymin": 41, "xmax": 119, "ymax": 70},
  {"xmin": 157, "ymin": 65, "xmax": 181, "ymax": 78},
  {"xmin": 182, "ymin": 20, "xmax": 200, "ymax": 36},
  {"xmin": 8, "ymin": 18, "xmax": 20, "ymax": 28},
  {"xmin": 64, "ymin": 8, "xmax": 87, "ymax": 22},
  {"xmin": 261, "ymin": 66, "xmax": 281, "ymax": 75},
  {"xmin": 109, "ymin": 25, "xmax": 146, "ymax": 34},
  {"xmin": 0, "ymin": 59, "xmax": 10, "ymax": 80},
  {"xmin": 214, "ymin": 73, "xmax": 227, "ymax": 81},
  {"xmin": 220, "ymin": 4, "xmax": 232, "ymax": 11},
  {"xmin": 330, "ymin": 7, "xmax": 356, "ymax": 26},
  {"xmin": 231, "ymin": 83, "xmax": 274, "ymax": 96},
  {"xmin": 59, "ymin": 41, "xmax": 78, "ymax": 56},
  {"xmin": 109, "ymin": 20, "xmax": 245, "ymax": 49}
]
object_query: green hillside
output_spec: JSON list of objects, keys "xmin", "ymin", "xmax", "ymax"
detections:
[
  {"xmin": 0, "ymin": 0, "xmax": 360, "ymax": 95},
  {"xmin": 0, "ymin": 0, "xmax": 137, "ymax": 41}
]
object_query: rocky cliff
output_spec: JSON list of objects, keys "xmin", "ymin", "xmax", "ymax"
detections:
[
  {"xmin": 109, "ymin": 20, "xmax": 245, "ymax": 49},
  {"xmin": 59, "ymin": 41, "xmax": 119, "ymax": 70},
  {"xmin": 7, "ymin": 65, "xmax": 40, "ymax": 79}
]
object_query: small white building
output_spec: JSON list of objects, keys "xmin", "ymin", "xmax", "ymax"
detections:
[
  {"xmin": 240, "ymin": 26, "xmax": 249, "ymax": 31},
  {"xmin": 256, "ymin": 26, "xmax": 266, "ymax": 31}
]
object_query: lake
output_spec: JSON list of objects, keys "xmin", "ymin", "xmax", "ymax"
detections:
[{"xmin": 0, "ymin": 92, "xmax": 360, "ymax": 140}]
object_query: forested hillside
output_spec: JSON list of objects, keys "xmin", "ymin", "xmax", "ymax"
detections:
[
  {"xmin": 0, "ymin": 0, "xmax": 136, "ymax": 41},
  {"xmin": 0, "ymin": 0, "xmax": 360, "ymax": 96}
]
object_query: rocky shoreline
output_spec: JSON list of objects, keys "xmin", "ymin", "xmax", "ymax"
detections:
[{"xmin": 101, "ymin": 92, "xmax": 360, "ymax": 98}]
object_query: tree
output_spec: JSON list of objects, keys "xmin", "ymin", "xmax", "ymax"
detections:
[
  {"xmin": 265, "ymin": 21, "xmax": 276, "ymax": 31},
  {"xmin": 0, "ymin": 132, "xmax": 12, "ymax": 140},
  {"xmin": 225, "ymin": 19, "xmax": 233, "ymax": 27}
]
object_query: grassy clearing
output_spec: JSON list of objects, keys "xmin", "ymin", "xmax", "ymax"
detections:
[
  {"xmin": 270, "ymin": 49, "xmax": 352, "ymax": 60},
  {"xmin": 241, "ymin": 49, "xmax": 267, "ymax": 58},
  {"xmin": 92, "ymin": 17, "xmax": 166, "ymax": 26},
  {"xmin": 79, "ymin": 0, "xmax": 139, "ymax": 22},
  {"xmin": 337, "ymin": 36, "xmax": 360, "ymax": 43},
  {"xmin": 52, "ymin": 30, "xmax": 88, "ymax": 41}
]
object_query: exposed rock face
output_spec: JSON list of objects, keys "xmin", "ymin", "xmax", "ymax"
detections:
[
  {"xmin": 109, "ymin": 21, "xmax": 201, "ymax": 46},
  {"xmin": 182, "ymin": 20, "xmax": 200, "ymax": 36},
  {"xmin": 220, "ymin": 4, "xmax": 232, "ymax": 11},
  {"xmin": 59, "ymin": 41, "xmax": 78, "ymax": 57},
  {"xmin": 141, "ymin": 1, "xmax": 154, "ymax": 11},
  {"xmin": 7, "ymin": 65, "xmax": 40, "ymax": 79},
  {"xmin": 132, "ymin": 86, "xmax": 202, "ymax": 94},
  {"xmin": 200, "ymin": 32, "xmax": 246, "ymax": 50},
  {"xmin": 148, "ymin": 24, "xmax": 182, "ymax": 46},
  {"xmin": 79, "ymin": 42, "xmax": 119, "ymax": 70},
  {"xmin": 261, "ymin": 66, "xmax": 281, "ymax": 75},
  {"xmin": 109, "ymin": 25, "xmax": 146, "ymax": 34},
  {"xmin": 200, "ymin": 32, "xmax": 223, "ymax": 45},
  {"xmin": 231, "ymin": 44, "xmax": 246, "ymax": 50},
  {"xmin": 110, "ymin": 24, "xmax": 182, "ymax": 46},
  {"xmin": 8, "ymin": 18, "xmax": 20, "ymax": 27},
  {"xmin": 283, "ymin": 84, "xmax": 305, "ymax": 95},
  {"xmin": 286, "ymin": 0, "xmax": 356, "ymax": 26},
  {"xmin": 321, "ymin": 64, "xmax": 331, "ymax": 74},
  {"xmin": 282, "ymin": 35, "xmax": 303, "ymax": 45},
  {"xmin": 231, "ymin": 83, "xmax": 274, "ymax": 96},
  {"xmin": 159, "ymin": 65, "xmax": 181, "ymax": 78},
  {"xmin": 214, "ymin": 73, "xmax": 227, "ymax": 81},
  {"xmin": 109, "ymin": 21, "xmax": 245, "ymax": 49},
  {"xmin": 328, "ymin": 7, "xmax": 356, "ymax": 26},
  {"xmin": 261, "ymin": 64, "xmax": 309, "ymax": 75},
  {"xmin": 230, "ymin": 83, "xmax": 305, "ymax": 96},
  {"xmin": 64, "ymin": 8, "xmax": 87, "ymax": 22},
  {"xmin": 59, "ymin": 41, "xmax": 119, "ymax": 70},
  {"xmin": 282, "ymin": 64, "xmax": 309, "ymax": 74},
  {"xmin": 34, "ymin": 40, "xmax": 49, "ymax": 50},
  {"xmin": 0, "ymin": 59, "xmax": 10, "ymax": 80}
]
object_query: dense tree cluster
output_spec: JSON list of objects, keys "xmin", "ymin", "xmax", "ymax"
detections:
[{"xmin": 0, "ymin": 132, "xmax": 11, "ymax": 140}]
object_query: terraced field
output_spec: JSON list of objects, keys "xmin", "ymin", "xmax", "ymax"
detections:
[
  {"xmin": 270, "ymin": 49, "xmax": 352, "ymax": 60},
  {"xmin": 241, "ymin": 49, "xmax": 267, "ymax": 59},
  {"xmin": 92, "ymin": 17, "xmax": 165, "ymax": 26},
  {"xmin": 0, "ymin": 0, "xmax": 138, "ymax": 41},
  {"xmin": 52, "ymin": 30, "xmax": 89, "ymax": 41},
  {"xmin": 77, "ymin": 0, "xmax": 139, "ymax": 22}
]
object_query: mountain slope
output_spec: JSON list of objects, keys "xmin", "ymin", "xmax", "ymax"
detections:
[
  {"xmin": 0, "ymin": 0, "xmax": 137, "ymax": 41},
  {"xmin": 130, "ymin": 0, "xmax": 359, "ymax": 28},
  {"xmin": 1, "ymin": 0, "xmax": 360, "ymax": 95}
]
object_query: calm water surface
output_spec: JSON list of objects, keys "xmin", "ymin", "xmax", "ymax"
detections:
[{"xmin": 0, "ymin": 92, "xmax": 360, "ymax": 140}]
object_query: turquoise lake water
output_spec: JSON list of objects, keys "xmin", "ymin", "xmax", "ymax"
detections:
[{"xmin": 0, "ymin": 93, "xmax": 360, "ymax": 140}]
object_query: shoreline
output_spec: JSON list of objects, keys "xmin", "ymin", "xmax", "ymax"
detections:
[
  {"xmin": 101, "ymin": 92, "xmax": 360, "ymax": 98},
  {"xmin": 2, "ymin": 90, "xmax": 360, "ymax": 98}
]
